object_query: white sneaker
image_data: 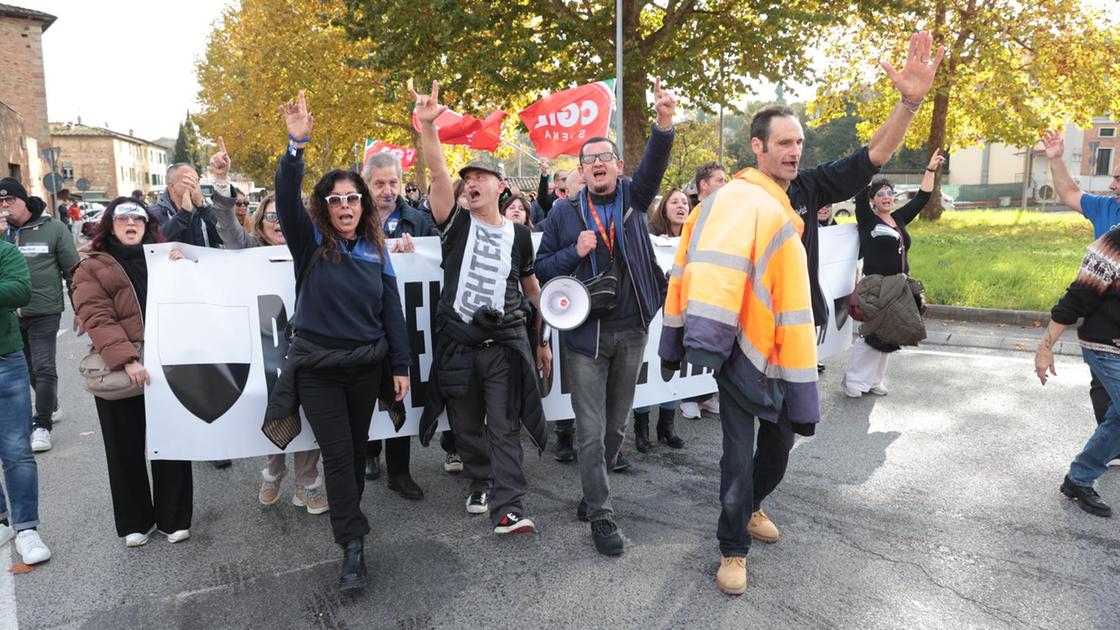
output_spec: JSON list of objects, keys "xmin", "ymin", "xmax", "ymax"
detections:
[
  {"xmin": 125, "ymin": 525, "xmax": 157, "ymax": 548},
  {"xmin": 680, "ymin": 402, "xmax": 702, "ymax": 419},
  {"xmin": 51, "ymin": 405, "xmax": 63, "ymax": 423},
  {"xmin": 163, "ymin": 529, "xmax": 190, "ymax": 543},
  {"xmin": 31, "ymin": 428, "xmax": 51, "ymax": 453},
  {"xmin": 444, "ymin": 452, "xmax": 463, "ymax": 473},
  {"xmin": 868, "ymin": 385, "xmax": 888, "ymax": 396},
  {"xmin": 14, "ymin": 529, "xmax": 51, "ymax": 565},
  {"xmin": 0, "ymin": 523, "xmax": 13, "ymax": 547},
  {"xmin": 699, "ymin": 397, "xmax": 721, "ymax": 414},
  {"xmin": 1107, "ymin": 458, "xmax": 1120, "ymax": 468},
  {"xmin": 842, "ymin": 383, "xmax": 862, "ymax": 398}
]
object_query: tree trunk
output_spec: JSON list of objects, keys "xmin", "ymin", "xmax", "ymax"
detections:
[
  {"xmin": 922, "ymin": 0, "xmax": 950, "ymax": 221},
  {"xmin": 410, "ymin": 129, "xmax": 428, "ymax": 192},
  {"xmin": 922, "ymin": 90, "xmax": 950, "ymax": 221},
  {"xmin": 619, "ymin": 0, "xmax": 646, "ymax": 175}
]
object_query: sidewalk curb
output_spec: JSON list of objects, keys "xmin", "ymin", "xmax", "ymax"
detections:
[{"xmin": 924, "ymin": 304, "xmax": 1058, "ymax": 327}]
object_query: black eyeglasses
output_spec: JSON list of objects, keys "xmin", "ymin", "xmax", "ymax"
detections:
[
  {"xmin": 233, "ymin": 200, "xmax": 250, "ymax": 207},
  {"xmin": 580, "ymin": 152, "xmax": 616, "ymax": 165},
  {"xmin": 405, "ymin": 187, "xmax": 418, "ymax": 193}
]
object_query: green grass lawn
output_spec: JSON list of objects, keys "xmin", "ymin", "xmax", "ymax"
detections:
[{"xmin": 843, "ymin": 210, "xmax": 1093, "ymax": 312}]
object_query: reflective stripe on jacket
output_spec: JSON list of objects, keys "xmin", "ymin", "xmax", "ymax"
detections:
[{"xmin": 659, "ymin": 168, "xmax": 820, "ymax": 423}]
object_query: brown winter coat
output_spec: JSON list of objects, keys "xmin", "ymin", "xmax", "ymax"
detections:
[
  {"xmin": 72, "ymin": 251, "xmax": 144, "ymax": 370},
  {"xmin": 856, "ymin": 273, "xmax": 926, "ymax": 347}
]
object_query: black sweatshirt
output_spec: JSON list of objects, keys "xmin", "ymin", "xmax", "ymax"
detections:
[
  {"xmin": 1052, "ymin": 227, "xmax": 1120, "ymax": 354},
  {"xmin": 855, "ymin": 188, "xmax": 930, "ymax": 277}
]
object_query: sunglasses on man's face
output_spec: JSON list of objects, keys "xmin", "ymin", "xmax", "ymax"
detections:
[{"xmin": 405, "ymin": 187, "xmax": 418, "ymax": 193}]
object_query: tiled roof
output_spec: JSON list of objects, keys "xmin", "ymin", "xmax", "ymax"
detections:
[
  {"xmin": 49, "ymin": 122, "xmax": 160, "ymax": 146},
  {"xmin": 0, "ymin": 3, "xmax": 56, "ymax": 30}
]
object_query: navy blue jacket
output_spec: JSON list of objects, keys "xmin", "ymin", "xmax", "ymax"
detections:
[
  {"xmin": 274, "ymin": 149, "xmax": 410, "ymax": 375},
  {"xmin": 386, "ymin": 197, "xmax": 438, "ymax": 238},
  {"xmin": 536, "ymin": 125, "xmax": 673, "ymax": 358}
]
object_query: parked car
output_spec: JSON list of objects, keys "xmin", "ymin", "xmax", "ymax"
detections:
[{"xmin": 893, "ymin": 185, "xmax": 954, "ymax": 210}]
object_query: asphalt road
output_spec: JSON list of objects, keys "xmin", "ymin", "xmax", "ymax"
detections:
[{"xmin": 5, "ymin": 322, "xmax": 1119, "ymax": 630}]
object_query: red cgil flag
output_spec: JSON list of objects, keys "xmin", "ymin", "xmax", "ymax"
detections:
[
  {"xmin": 518, "ymin": 80, "xmax": 615, "ymax": 158},
  {"xmin": 363, "ymin": 140, "xmax": 417, "ymax": 172}
]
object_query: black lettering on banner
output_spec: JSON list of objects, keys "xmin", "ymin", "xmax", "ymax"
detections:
[
  {"xmin": 403, "ymin": 280, "xmax": 440, "ymax": 408},
  {"xmin": 257, "ymin": 295, "xmax": 289, "ymax": 399},
  {"xmin": 636, "ymin": 361, "xmax": 649, "ymax": 385}
]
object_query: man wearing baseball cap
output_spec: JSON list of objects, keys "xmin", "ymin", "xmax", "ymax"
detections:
[
  {"xmin": 412, "ymin": 81, "xmax": 551, "ymax": 536},
  {"xmin": 0, "ymin": 178, "xmax": 79, "ymax": 454}
]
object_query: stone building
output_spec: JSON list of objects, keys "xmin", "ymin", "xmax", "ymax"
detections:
[
  {"xmin": 50, "ymin": 123, "xmax": 168, "ymax": 201},
  {"xmin": 0, "ymin": 4, "xmax": 54, "ymax": 151}
]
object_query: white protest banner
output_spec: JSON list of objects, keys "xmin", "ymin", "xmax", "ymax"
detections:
[
  {"xmin": 144, "ymin": 227, "xmax": 857, "ymax": 461},
  {"xmin": 817, "ymin": 223, "xmax": 860, "ymax": 360}
]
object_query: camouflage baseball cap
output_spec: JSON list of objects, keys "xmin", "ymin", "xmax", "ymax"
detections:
[{"xmin": 458, "ymin": 155, "xmax": 504, "ymax": 180}]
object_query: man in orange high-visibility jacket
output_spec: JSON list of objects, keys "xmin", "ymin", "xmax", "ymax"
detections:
[{"xmin": 659, "ymin": 111, "xmax": 820, "ymax": 596}]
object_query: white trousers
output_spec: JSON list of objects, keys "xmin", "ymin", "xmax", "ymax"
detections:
[{"xmin": 842, "ymin": 337, "xmax": 890, "ymax": 392}]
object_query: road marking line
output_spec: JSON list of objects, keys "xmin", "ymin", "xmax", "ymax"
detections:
[
  {"xmin": 901, "ymin": 347, "xmax": 1085, "ymax": 367},
  {"xmin": 0, "ymin": 545, "xmax": 18, "ymax": 630}
]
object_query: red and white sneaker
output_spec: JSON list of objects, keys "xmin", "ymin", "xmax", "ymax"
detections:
[{"xmin": 494, "ymin": 512, "xmax": 535, "ymax": 535}]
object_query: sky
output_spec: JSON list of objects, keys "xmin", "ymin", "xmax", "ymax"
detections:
[
  {"xmin": 21, "ymin": 0, "xmax": 235, "ymax": 141},
  {"xmin": 17, "ymin": 0, "xmax": 1120, "ymax": 143}
]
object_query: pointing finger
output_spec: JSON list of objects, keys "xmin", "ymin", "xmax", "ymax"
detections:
[
  {"xmin": 654, "ymin": 76, "xmax": 662, "ymax": 95},
  {"xmin": 430, "ymin": 80, "xmax": 439, "ymax": 102},
  {"xmin": 218, "ymin": 136, "xmax": 227, "ymax": 155}
]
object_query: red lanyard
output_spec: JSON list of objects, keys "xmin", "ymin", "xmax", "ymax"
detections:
[{"xmin": 587, "ymin": 194, "xmax": 615, "ymax": 255}]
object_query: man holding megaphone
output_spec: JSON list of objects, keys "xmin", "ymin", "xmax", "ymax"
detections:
[{"xmin": 536, "ymin": 76, "xmax": 677, "ymax": 557}]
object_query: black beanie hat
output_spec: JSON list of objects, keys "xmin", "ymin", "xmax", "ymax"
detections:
[{"xmin": 0, "ymin": 177, "xmax": 29, "ymax": 205}]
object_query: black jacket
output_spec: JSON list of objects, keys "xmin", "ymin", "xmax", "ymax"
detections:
[
  {"xmin": 419, "ymin": 302, "xmax": 546, "ymax": 453},
  {"xmin": 153, "ymin": 189, "xmax": 223, "ymax": 248},
  {"xmin": 262, "ymin": 335, "xmax": 404, "ymax": 449},
  {"xmin": 386, "ymin": 197, "xmax": 438, "ymax": 238}
]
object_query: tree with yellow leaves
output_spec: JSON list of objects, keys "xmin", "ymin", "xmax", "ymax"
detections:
[
  {"xmin": 195, "ymin": 0, "xmax": 440, "ymax": 186},
  {"xmin": 813, "ymin": 0, "xmax": 1120, "ymax": 219}
]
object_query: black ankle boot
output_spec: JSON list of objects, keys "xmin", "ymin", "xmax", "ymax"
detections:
[
  {"xmin": 656, "ymin": 407, "xmax": 684, "ymax": 449},
  {"xmin": 554, "ymin": 431, "xmax": 575, "ymax": 462},
  {"xmin": 633, "ymin": 411, "xmax": 651, "ymax": 453},
  {"xmin": 339, "ymin": 538, "xmax": 368, "ymax": 591}
]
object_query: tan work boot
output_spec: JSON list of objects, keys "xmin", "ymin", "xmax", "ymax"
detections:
[
  {"xmin": 748, "ymin": 510, "xmax": 780, "ymax": 543},
  {"xmin": 716, "ymin": 556, "xmax": 748, "ymax": 595}
]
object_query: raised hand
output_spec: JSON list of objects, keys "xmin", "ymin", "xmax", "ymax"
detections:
[
  {"xmin": 926, "ymin": 148, "xmax": 945, "ymax": 171},
  {"xmin": 652, "ymin": 76, "xmax": 676, "ymax": 129},
  {"xmin": 279, "ymin": 90, "xmax": 314, "ymax": 142},
  {"xmin": 410, "ymin": 80, "xmax": 447, "ymax": 126},
  {"xmin": 537, "ymin": 157, "xmax": 550, "ymax": 176},
  {"xmin": 880, "ymin": 31, "xmax": 946, "ymax": 103},
  {"xmin": 209, "ymin": 136, "xmax": 231, "ymax": 181},
  {"xmin": 1041, "ymin": 129, "xmax": 1065, "ymax": 160}
]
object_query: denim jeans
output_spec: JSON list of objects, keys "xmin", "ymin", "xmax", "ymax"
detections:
[
  {"xmin": 0, "ymin": 351, "xmax": 39, "ymax": 529},
  {"xmin": 20, "ymin": 313, "xmax": 61, "ymax": 431},
  {"xmin": 566, "ymin": 328, "xmax": 647, "ymax": 521},
  {"xmin": 1069, "ymin": 349, "xmax": 1120, "ymax": 487},
  {"xmin": 715, "ymin": 373, "xmax": 796, "ymax": 557}
]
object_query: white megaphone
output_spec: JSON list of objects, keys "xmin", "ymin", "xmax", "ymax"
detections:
[{"xmin": 539, "ymin": 277, "xmax": 590, "ymax": 331}]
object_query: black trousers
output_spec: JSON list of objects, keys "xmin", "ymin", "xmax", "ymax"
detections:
[
  {"xmin": 367, "ymin": 436, "xmax": 412, "ymax": 476},
  {"xmin": 298, "ymin": 363, "xmax": 381, "ymax": 545},
  {"xmin": 1090, "ymin": 368, "xmax": 1112, "ymax": 426},
  {"xmin": 444, "ymin": 346, "xmax": 527, "ymax": 525},
  {"xmin": 95, "ymin": 395, "xmax": 192, "ymax": 538}
]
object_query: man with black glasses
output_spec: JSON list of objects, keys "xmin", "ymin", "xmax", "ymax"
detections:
[{"xmin": 536, "ymin": 77, "xmax": 677, "ymax": 556}]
